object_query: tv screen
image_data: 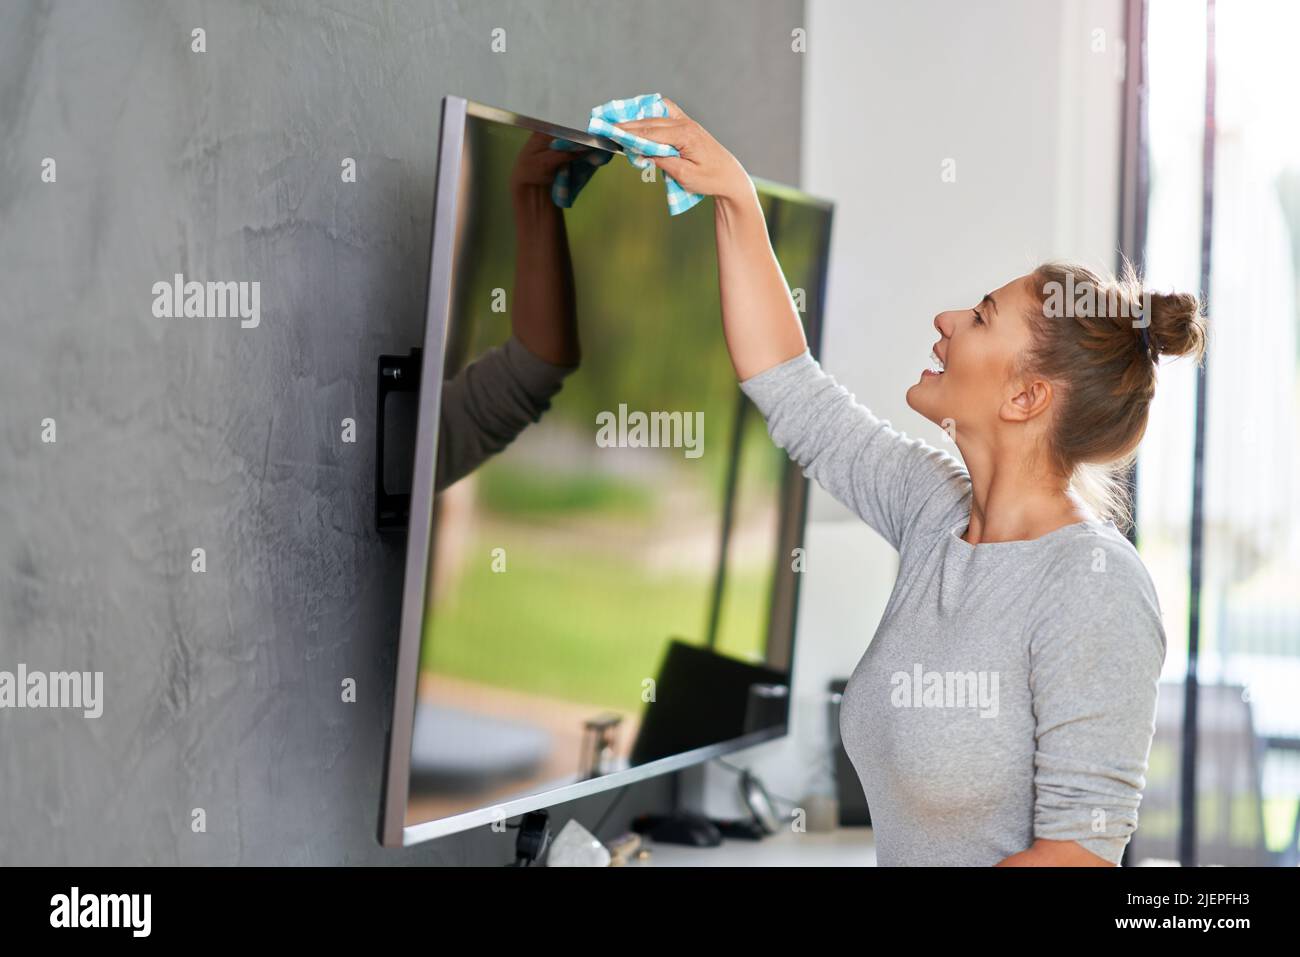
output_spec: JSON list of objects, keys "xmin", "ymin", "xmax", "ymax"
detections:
[{"xmin": 381, "ymin": 97, "xmax": 832, "ymax": 846}]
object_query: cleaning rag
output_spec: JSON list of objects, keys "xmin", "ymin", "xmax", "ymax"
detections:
[
  {"xmin": 550, "ymin": 93, "xmax": 704, "ymax": 216},
  {"xmin": 548, "ymin": 138, "xmax": 613, "ymax": 208}
]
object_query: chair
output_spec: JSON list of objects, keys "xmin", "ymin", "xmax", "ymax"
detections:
[{"xmin": 1127, "ymin": 681, "xmax": 1279, "ymax": 866}]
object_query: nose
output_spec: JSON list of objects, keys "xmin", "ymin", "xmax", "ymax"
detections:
[{"xmin": 933, "ymin": 312, "xmax": 952, "ymax": 338}]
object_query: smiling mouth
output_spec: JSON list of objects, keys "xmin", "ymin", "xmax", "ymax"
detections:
[{"xmin": 922, "ymin": 349, "xmax": 945, "ymax": 378}]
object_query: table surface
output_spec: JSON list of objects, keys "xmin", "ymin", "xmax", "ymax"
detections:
[{"xmin": 641, "ymin": 826, "xmax": 876, "ymax": 867}]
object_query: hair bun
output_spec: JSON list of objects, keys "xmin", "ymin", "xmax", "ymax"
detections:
[{"xmin": 1145, "ymin": 289, "xmax": 1206, "ymax": 362}]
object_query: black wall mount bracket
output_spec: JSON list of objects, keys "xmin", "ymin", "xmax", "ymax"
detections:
[{"xmin": 375, "ymin": 348, "xmax": 422, "ymax": 532}]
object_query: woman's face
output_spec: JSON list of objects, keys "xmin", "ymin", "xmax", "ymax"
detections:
[{"xmin": 905, "ymin": 274, "xmax": 1039, "ymax": 439}]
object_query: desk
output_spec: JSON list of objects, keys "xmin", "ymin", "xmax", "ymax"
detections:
[{"xmin": 643, "ymin": 826, "xmax": 876, "ymax": 866}]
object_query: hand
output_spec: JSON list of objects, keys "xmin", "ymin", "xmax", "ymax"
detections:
[
  {"xmin": 509, "ymin": 131, "xmax": 595, "ymax": 198},
  {"xmin": 995, "ymin": 839, "xmax": 1115, "ymax": 867},
  {"xmin": 612, "ymin": 97, "xmax": 754, "ymax": 208}
]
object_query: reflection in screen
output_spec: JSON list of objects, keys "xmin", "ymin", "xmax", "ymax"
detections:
[{"xmin": 406, "ymin": 113, "xmax": 829, "ymax": 827}]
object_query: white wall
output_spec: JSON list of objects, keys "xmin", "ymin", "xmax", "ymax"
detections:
[{"xmin": 688, "ymin": 0, "xmax": 1127, "ymax": 830}]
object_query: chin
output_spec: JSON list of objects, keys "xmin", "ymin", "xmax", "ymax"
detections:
[
  {"xmin": 905, "ymin": 388, "xmax": 943, "ymax": 427},
  {"xmin": 904, "ymin": 383, "xmax": 927, "ymax": 416}
]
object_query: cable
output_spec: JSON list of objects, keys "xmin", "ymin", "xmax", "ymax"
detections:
[
  {"xmin": 591, "ymin": 784, "xmax": 631, "ymax": 840},
  {"xmin": 714, "ymin": 758, "xmax": 800, "ymax": 811}
]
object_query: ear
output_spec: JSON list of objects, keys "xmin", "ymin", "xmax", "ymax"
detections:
[{"xmin": 1000, "ymin": 375, "xmax": 1054, "ymax": 423}]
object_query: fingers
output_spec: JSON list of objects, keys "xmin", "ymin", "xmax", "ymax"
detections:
[
  {"xmin": 520, "ymin": 132, "xmax": 554, "ymax": 156},
  {"xmin": 613, "ymin": 118, "xmax": 692, "ymax": 151},
  {"xmin": 650, "ymin": 154, "xmax": 691, "ymax": 181},
  {"xmin": 660, "ymin": 96, "xmax": 687, "ymax": 119},
  {"xmin": 614, "ymin": 118, "xmax": 690, "ymax": 141},
  {"xmin": 538, "ymin": 147, "xmax": 581, "ymax": 169},
  {"xmin": 614, "ymin": 117, "xmax": 679, "ymax": 132}
]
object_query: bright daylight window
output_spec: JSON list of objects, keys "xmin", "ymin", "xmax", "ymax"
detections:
[{"xmin": 1133, "ymin": 0, "xmax": 1300, "ymax": 866}]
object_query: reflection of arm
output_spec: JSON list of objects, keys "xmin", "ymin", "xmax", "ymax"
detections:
[
  {"xmin": 435, "ymin": 336, "xmax": 578, "ymax": 492},
  {"xmin": 510, "ymin": 177, "xmax": 580, "ymax": 366},
  {"xmin": 433, "ymin": 136, "xmax": 581, "ymax": 492}
]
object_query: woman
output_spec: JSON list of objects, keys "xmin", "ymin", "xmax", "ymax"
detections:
[{"xmin": 616, "ymin": 98, "xmax": 1207, "ymax": 866}]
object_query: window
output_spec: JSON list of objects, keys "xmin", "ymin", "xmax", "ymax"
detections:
[{"xmin": 1129, "ymin": 0, "xmax": 1300, "ymax": 867}]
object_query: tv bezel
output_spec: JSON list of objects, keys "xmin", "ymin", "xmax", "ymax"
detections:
[{"xmin": 379, "ymin": 95, "xmax": 833, "ymax": 848}]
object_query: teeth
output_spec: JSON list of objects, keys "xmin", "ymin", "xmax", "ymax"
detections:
[{"xmin": 929, "ymin": 351, "xmax": 945, "ymax": 373}]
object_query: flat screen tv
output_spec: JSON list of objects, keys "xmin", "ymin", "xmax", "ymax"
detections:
[{"xmin": 380, "ymin": 96, "xmax": 832, "ymax": 846}]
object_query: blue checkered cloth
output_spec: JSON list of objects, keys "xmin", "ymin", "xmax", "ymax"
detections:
[
  {"xmin": 550, "ymin": 93, "xmax": 704, "ymax": 216},
  {"xmin": 548, "ymin": 138, "xmax": 613, "ymax": 208}
]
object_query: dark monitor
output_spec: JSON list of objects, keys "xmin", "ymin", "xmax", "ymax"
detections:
[
  {"xmin": 380, "ymin": 96, "xmax": 832, "ymax": 846},
  {"xmin": 629, "ymin": 639, "xmax": 790, "ymax": 766}
]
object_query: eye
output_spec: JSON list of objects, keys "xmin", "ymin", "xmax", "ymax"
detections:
[{"xmin": 972, "ymin": 308, "xmax": 985, "ymax": 326}]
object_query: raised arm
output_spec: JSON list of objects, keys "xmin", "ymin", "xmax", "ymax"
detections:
[
  {"xmin": 616, "ymin": 98, "xmax": 804, "ymax": 380},
  {"xmin": 616, "ymin": 98, "xmax": 968, "ymax": 548},
  {"xmin": 507, "ymin": 132, "xmax": 585, "ymax": 366},
  {"xmin": 738, "ymin": 352, "xmax": 968, "ymax": 550}
]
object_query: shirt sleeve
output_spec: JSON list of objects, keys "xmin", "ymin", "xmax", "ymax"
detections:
[
  {"xmin": 738, "ymin": 349, "xmax": 970, "ymax": 551},
  {"xmin": 1027, "ymin": 537, "xmax": 1168, "ymax": 864},
  {"xmin": 435, "ymin": 335, "xmax": 578, "ymax": 491}
]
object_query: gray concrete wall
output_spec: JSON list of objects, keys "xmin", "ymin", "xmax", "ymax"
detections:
[{"xmin": 0, "ymin": 0, "xmax": 804, "ymax": 864}]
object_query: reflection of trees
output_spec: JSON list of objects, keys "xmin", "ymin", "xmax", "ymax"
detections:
[
  {"xmin": 452, "ymin": 118, "xmax": 792, "ymax": 493},
  {"xmin": 421, "ymin": 117, "xmax": 830, "ymax": 716}
]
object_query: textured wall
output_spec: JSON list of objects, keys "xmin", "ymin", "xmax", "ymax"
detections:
[{"xmin": 0, "ymin": 0, "xmax": 804, "ymax": 864}]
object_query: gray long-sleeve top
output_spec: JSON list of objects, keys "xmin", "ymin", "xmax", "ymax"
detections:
[
  {"xmin": 435, "ymin": 335, "xmax": 577, "ymax": 492},
  {"xmin": 739, "ymin": 350, "xmax": 1167, "ymax": 866}
]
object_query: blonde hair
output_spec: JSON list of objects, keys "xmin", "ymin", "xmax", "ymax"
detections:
[{"xmin": 1020, "ymin": 257, "xmax": 1207, "ymax": 531}]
